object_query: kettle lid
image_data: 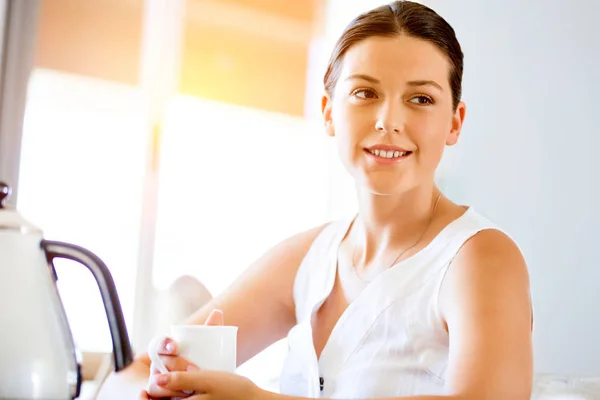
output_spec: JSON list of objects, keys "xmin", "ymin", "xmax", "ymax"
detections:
[{"xmin": 0, "ymin": 182, "xmax": 41, "ymax": 233}]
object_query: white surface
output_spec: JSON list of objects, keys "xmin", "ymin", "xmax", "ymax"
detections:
[
  {"xmin": 0, "ymin": 232, "xmax": 78, "ymax": 399},
  {"xmin": 78, "ymin": 382, "xmax": 99, "ymax": 400},
  {"xmin": 0, "ymin": 206, "xmax": 39, "ymax": 231},
  {"xmin": 532, "ymin": 374, "xmax": 600, "ymax": 399},
  {"xmin": 170, "ymin": 325, "xmax": 238, "ymax": 373}
]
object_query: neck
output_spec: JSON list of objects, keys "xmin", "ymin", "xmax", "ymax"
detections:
[{"xmin": 351, "ymin": 183, "xmax": 442, "ymax": 268}]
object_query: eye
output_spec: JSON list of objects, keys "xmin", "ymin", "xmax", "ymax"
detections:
[
  {"xmin": 409, "ymin": 95, "xmax": 434, "ymax": 105},
  {"xmin": 351, "ymin": 88, "xmax": 378, "ymax": 100}
]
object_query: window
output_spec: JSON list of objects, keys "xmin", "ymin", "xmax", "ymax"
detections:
[{"xmin": 18, "ymin": 69, "xmax": 148, "ymax": 352}]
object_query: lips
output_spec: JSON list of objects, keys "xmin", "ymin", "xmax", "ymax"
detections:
[{"xmin": 364, "ymin": 144, "xmax": 411, "ymax": 152}]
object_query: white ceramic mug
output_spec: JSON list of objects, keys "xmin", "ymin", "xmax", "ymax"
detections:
[{"xmin": 170, "ymin": 325, "xmax": 238, "ymax": 373}]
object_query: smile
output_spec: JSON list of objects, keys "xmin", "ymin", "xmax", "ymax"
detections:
[
  {"xmin": 367, "ymin": 149, "xmax": 410, "ymax": 159},
  {"xmin": 364, "ymin": 148, "xmax": 412, "ymax": 164}
]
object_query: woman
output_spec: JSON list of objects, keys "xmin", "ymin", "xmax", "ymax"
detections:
[{"xmin": 98, "ymin": 1, "xmax": 533, "ymax": 399}]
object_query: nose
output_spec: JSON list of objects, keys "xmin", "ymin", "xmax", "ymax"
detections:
[{"xmin": 375, "ymin": 100, "xmax": 403, "ymax": 134}]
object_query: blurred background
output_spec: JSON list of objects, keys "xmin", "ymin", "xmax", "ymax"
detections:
[{"xmin": 0, "ymin": 0, "xmax": 599, "ymax": 398}]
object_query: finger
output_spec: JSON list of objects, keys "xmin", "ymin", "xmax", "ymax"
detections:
[
  {"xmin": 154, "ymin": 370, "xmax": 217, "ymax": 392},
  {"xmin": 148, "ymin": 334, "xmax": 179, "ymax": 356},
  {"xmin": 148, "ymin": 348, "xmax": 168, "ymax": 374},
  {"xmin": 148, "ymin": 336, "xmax": 179, "ymax": 374},
  {"xmin": 156, "ymin": 336, "xmax": 179, "ymax": 356},
  {"xmin": 139, "ymin": 388, "xmax": 184, "ymax": 400},
  {"xmin": 204, "ymin": 309, "xmax": 224, "ymax": 326},
  {"xmin": 146, "ymin": 377, "xmax": 193, "ymax": 399},
  {"xmin": 151, "ymin": 354, "xmax": 198, "ymax": 374}
]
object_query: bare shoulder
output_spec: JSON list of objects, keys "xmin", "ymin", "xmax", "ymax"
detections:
[
  {"xmin": 274, "ymin": 222, "xmax": 332, "ymax": 258},
  {"xmin": 441, "ymin": 228, "xmax": 531, "ymax": 320},
  {"xmin": 439, "ymin": 228, "xmax": 533, "ymax": 399},
  {"xmin": 460, "ymin": 228, "xmax": 526, "ymax": 263},
  {"xmin": 255, "ymin": 222, "xmax": 333, "ymax": 278},
  {"xmin": 452, "ymin": 228, "xmax": 529, "ymax": 293},
  {"xmin": 221, "ymin": 221, "xmax": 332, "ymax": 300}
]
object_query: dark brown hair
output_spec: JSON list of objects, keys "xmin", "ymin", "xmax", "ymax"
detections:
[{"xmin": 324, "ymin": 1, "xmax": 464, "ymax": 110}]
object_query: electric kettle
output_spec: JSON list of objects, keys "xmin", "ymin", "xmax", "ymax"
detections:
[{"xmin": 0, "ymin": 182, "xmax": 134, "ymax": 399}]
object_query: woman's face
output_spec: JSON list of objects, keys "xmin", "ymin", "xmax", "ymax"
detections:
[{"xmin": 322, "ymin": 35, "xmax": 466, "ymax": 196}]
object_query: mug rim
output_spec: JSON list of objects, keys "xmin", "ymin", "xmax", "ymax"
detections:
[{"xmin": 170, "ymin": 324, "xmax": 238, "ymax": 331}]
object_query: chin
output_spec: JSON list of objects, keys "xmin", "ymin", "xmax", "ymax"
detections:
[
  {"xmin": 358, "ymin": 171, "xmax": 428, "ymax": 196},
  {"xmin": 358, "ymin": 179, "xmax": 409, "ymax": 197}
]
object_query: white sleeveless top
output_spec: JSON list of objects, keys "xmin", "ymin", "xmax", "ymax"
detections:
[{"xmin": 279, "ymin": 207, "xmax": 500, "ymax": 398}]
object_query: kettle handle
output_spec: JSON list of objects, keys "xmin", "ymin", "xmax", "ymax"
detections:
[{"xmin": 41, "ymin": 240, "xmax": 134, "ymax": 372}]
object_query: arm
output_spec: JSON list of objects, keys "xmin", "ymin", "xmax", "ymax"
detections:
[{"xmin": 97, "ymin": 223, "xmax": 330, "ymax": 399}]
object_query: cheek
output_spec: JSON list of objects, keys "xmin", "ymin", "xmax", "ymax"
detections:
[
  {"xmin": 409, "ymin": 114, "xmax": 450, "ymax": 149},
  {"xmin": 333, "ymin": 105, "xmax": 373, "ymax": 144},
  {"xmin": 332, "ymin": 111, "xmax": 371, "ymax": 170}
]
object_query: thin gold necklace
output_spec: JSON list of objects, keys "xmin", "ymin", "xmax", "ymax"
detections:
[{"xmin": 351, "ymin": 192, "xmax": 443, "ymax": 283}]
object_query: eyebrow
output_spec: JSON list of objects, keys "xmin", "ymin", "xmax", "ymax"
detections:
[
  {"xmin": 344, "ymin": 74, "xmax": 380, "ymax": 84},
  {"xmin": 344, "ymin": 74, "xmax": 444, "ymax": 91},
  {"xmin": 407, "ymin": 80, "xmax": 444, "ymax": 91}
]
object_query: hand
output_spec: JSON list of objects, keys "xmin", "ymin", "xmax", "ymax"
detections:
[
  {"xmin": 153, "ymin": 369, "xmax": 264, "ymax": 400},
  {"xmin": 144, "ymin": 309, "xmax": 225, "ymax": 399}
]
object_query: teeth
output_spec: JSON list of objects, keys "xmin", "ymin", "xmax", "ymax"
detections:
[{"xmin": 369, "ymin": 149, "xmax": 408, "ymax": 158}]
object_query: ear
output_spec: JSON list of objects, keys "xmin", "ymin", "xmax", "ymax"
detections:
[
  {"xmin": 446, "ymin": 101, "xmax": 466, "ymax": 146},
  {"xmin": 321, "ymin": 92, "xmax": 335, "ymax": 137}
]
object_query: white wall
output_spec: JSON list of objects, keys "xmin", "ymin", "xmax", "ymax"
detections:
[{"xmin": 319, "ymin": 0, "xmax": 600, "ymax": 376}]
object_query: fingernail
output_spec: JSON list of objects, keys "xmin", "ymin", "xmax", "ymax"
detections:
[
  {"xmin": 187, "ymin": 364, "xmax": 199, "ymax": 371},
  {"xmin": 165, "ymin": 342, "xmax": 176, "ymax": 353},
  {"xmin": 155, "ymin": 374, "xmax": 169, "ymax": 385}
]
